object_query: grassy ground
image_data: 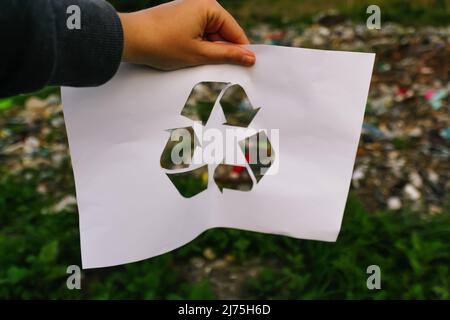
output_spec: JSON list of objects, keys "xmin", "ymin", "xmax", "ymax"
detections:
[
  {"xmin": 110, "ymin": 0, "xmax": 450, "ymax": 26},
  {"xmin": 226, "ymin": 0, "xmax": 450, "ymax": 26},
  {"xmin": 1, "ymin": 165, "xmax": 449, "ymax": 298}
]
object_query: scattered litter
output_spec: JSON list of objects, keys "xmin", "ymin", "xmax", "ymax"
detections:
[
  {"xmin": 23, "ymin": 136, "xmax": 40, "ymax": 155},
  {"xmin": 53, "ymin": 195, "xmax": 77, "ymax": 213},
  {"xmin": 440, "ymin": 127, "xmax": 450, "ymax": 139},
  {"xmin": 203, "ymin": 248, "xmax": 217, "ymax": 261},
  {"xmin": 426, "ymin": 88, "xmax": 448, "ymax": 110},
  {"xmin": 387, "ymin": 197, "xmax": 402, "ymax": 210},
  {"xmin": 409, "ymin": 171, "xmax": 423, "ymax": 188},
  {"xmin": 404, "ymin": 184, "xmax": 421, "ymax": 201},
  {"xmin": 1, "ymin": 21, "xmax": 448, "ymax": 215}
]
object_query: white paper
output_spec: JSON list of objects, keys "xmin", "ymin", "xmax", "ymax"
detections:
[{"xmin": 62, "ymin": 45, "xmax": 375, "ymax": 268}]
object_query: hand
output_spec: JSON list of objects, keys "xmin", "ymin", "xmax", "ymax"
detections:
[{"xmin": 118, "ymin": 0, "xmax": 256, "ymax": 70}]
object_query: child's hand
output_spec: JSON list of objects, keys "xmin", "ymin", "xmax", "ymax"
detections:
[{"xmin": 118, "ymin": 0, "xmax": 256, "ymax": 70}]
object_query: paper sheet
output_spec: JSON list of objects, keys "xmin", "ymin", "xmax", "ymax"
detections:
[{"xmin": 62, "ymin": 45, "xmax": 375, "ymax": 268}]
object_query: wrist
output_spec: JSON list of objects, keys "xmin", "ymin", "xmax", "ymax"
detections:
[{"xmin": 118, "ymin": 13, "xmax": 134, "ymax": 63}]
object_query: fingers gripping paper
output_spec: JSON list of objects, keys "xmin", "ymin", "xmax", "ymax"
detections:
[{"xmin": 62, "ymin": 45, "xmax": 375, "ymax": 268}]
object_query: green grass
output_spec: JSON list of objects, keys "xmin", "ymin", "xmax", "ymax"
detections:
[
  {"xmin": 0, "ymin": 86, "xmax": 59, "ymax": 108},
  {"xmin": 108, "ymin": 0, "xmax": 450, "ymax": 26},
  {"xmin": 0, "ymin": 167, "xmax": 448, "ymax": 299},
  {"xmin": 228, "ymin": 0, "xmax": 450, "ymax": 26}
]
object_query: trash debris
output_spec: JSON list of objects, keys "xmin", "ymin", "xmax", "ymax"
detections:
[
  {"xmin": 440, "ymin": 127, "xmax": 450, "ymax": 139},
  {"xmin": 409, "ymin": 171, "xmax": 423, "ymax": 188},
  {"xmin": 426, "ymin": 88, "xmax": 448, "ymax": 110},
  {"xmin": 249, "ymin": 21, "xmax": 450, "ymax": 213},
  {"xmin": 203, "ymin": 248, "xmax": 217, "ymax": 261},
  {"xmin": 0, "ymin": 21, "xmax": 448, "ymax": 215},
  {"xmin": 387, "ymin": 197, "xmax": 402, "ymax": 210},
  {"xmin": 53, "ymin": 195, "xmax": 77, "ymax": 213},
  {"xmin": 404, "ymin": 184, "xmax": 421, "ymax": 201}
]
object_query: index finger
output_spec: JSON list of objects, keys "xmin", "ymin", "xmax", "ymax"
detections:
[{"xmin": 204, "ymin": 2, "xmax": 250, "ymax": 45}]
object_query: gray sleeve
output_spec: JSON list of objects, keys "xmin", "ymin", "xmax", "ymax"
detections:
[{"xmin": 0, "ymin": 0, "xmax": 123, "ymax": 98}]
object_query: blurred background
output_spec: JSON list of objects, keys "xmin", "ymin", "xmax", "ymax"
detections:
[{"xmin": 0, "ymin": 0, "xmax": 449, "ymax": 299}]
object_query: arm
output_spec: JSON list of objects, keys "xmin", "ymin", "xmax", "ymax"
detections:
[
  {"xmin": 0, "ymin": 0, "xmax": 123, "ymax": 98},
  {"xmin": 0, "ymin": 0, "xmax": 255, "ymax": 98}
]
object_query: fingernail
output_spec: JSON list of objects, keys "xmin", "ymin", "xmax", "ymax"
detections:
[
  {"xmin": 242, "ymin": 54, "xmax": 256, "ymax": 66},
  {"xmin": 241, "ymin": 46, "xmax": 254, "ymax": 54}
]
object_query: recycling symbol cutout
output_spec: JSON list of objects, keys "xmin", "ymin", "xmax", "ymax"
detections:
[{"xmin": 160, "ymin": 82, "xmax": 275, "ymax": 198}]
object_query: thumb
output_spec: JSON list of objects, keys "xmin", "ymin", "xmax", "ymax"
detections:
[{"xmin": 197, "ymin": 41, "xmax": 256, "ymax": 67}]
